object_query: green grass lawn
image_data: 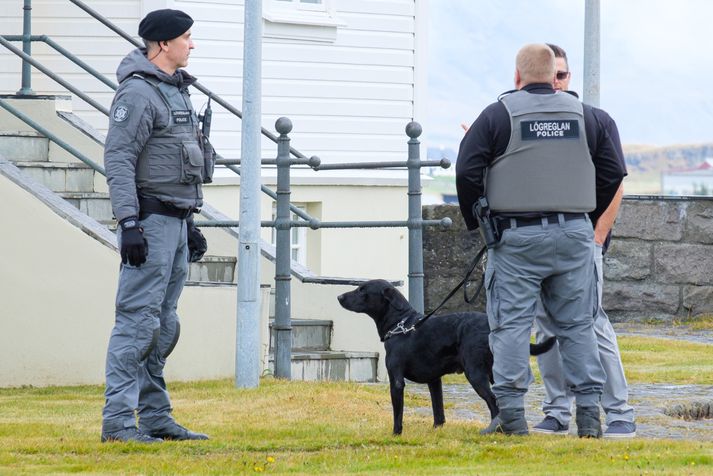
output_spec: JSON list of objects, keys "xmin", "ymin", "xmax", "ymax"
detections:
[{"xmin": 1, "ymin": 335, "xmax": 712, "ymax": 475}]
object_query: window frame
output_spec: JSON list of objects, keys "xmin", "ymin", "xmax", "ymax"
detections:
[
  {"xmin": 263, "ymin": 0, "xmax": 344, "ymax": 29},
  {"xmin": 271, "ymin": 203, "xmax": 308, "ymax": 267}
]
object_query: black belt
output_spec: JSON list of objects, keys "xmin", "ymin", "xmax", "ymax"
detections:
[
  {"xmin": 496, "ymin": 213, "xmax": 587, "ymax": 234},
  {"xmin": 139, "ymin": 197, "xmax": 193, "ymax": 220}
]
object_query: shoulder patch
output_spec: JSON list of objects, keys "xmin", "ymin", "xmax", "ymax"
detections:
[{"xmin": 112, "ymin": 104, "xmax": 130, "ymax": 123}]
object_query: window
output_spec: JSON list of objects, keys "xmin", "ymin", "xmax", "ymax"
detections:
[
  {"xmin": 271, "ymin": 204, "xmax": 307, "ymax": 266},
  {"xmin": 275, "ymin": 0, "xmax": 325, "ymax": 12},
  {"xmin": 264, "ymin": 0, "xmax": 344, "ymax": 40}
]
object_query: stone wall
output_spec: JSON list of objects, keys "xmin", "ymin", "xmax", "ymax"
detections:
[{"xmin": 423, "ymin": 197, "xmax": 713, "ymax": 323}]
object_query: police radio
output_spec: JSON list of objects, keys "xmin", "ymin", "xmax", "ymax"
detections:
[
  {"xmin": 199, "ymin": 97, "xmax": 212, "ymax": 139},
  {"xmin": 474, "ymin": 196, "xmax": 500, "ymax": 247},
  {"xmin": 198, "ymin": 97, "xmax": 216, "ymax": 184}
]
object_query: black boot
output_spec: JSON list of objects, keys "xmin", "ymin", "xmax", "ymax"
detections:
[
  {"xmin": 140, "ymin": 419, "xmax": 209, "ymax": 441},
  {"xmin": 576, "ymin": 405, "xmax": 602, "ymax": 438},
  {"xmin": 480, "ymin": 408, "xmax": 528, "ymax": 435},
  {"xmin": 101, "ymin": 426, "xmax": 163, "ymax": 443}
]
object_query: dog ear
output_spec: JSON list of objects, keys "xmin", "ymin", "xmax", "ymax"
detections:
[{"xmin": 383, "ymin": 286, "xmax": 411, "ymax": 312}]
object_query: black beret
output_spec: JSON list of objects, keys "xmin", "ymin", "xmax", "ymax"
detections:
[{"xmin": 138, "ymin": 9, "xmax": 193, "ymax": 41}]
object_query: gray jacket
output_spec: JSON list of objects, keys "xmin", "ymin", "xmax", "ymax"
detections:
[{"xmin": 105, "ymin": 48, "xmax": 203, "ymax": 222}]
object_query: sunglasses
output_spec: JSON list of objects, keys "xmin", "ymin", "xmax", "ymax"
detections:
[{"xmin": 556, "ymin": 71, "xmax": 571, "ymax": 81}]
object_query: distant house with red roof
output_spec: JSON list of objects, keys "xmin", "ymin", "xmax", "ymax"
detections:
[{"xmin": 661, "ymin": 159, "xmax": 713, "ymax": 195}]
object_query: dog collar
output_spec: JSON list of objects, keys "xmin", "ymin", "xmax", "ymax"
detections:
[{"xmin": 383, "ymin": 317, "xmax": 416, "ymax": 341}]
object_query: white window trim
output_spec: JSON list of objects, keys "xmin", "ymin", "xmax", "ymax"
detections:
[
  {"xmin": 271, "ymin": 204, "xmax": 308, "ymax": 267},
  {"xmin": 263, "ymin": 0, "xmax": 345, "ymax": 28}
]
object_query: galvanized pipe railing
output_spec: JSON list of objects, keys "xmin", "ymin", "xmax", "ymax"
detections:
[
  {"xmin": 205, "ymin": 119, "xmax": 453, "ymax": 376},
  {"xmin": 3, "ymin": 35, "xmax": 119, "ymax": 91},
  {"xmin": 406, "ymin": 122, "xmax": 426, "ymax": 313},
  {"xmin": 0, "ymin": 35, "xmax": 110, "ymax": 115},
  {"xmin": 261, "ymin": 117, "xmax": 451, "ymax": 376},
  {"xmin": 67, "ymin": 0, "xmax": 307, "ymax": 160},
  {"xmin": 18, "ymin": 0, "xmax": 33, "ymax": 95},
  {"xmin": 0, "ymin": 97, "xmax": 105, "ymax": 175},
  {"xmin": 273, "ymin": 118, "xmax": 294, "ymax": 378}
]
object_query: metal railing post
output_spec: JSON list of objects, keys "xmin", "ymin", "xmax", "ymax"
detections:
[
  {"xmin": 274, "ymin": 117, "xmax": 293, "ymax": 379},
  {"xmin": 406, "ymin": 121, "xmax": 424, "ymax": 313},
  {"xmin": 18, "ymin": 0, "xmax": 34, "ymax": 95},
  {"xmin": 583, "ymin": 0, "xmax": 601, "ymax": 107}
]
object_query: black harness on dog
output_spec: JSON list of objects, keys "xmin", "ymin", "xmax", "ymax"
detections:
[{"xmin": 382, "ymin": 245, "xmax": 488, "ymax": 340}]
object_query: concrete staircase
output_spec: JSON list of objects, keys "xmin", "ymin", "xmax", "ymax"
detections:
[
  {"xmin": 268, "ymin": 319, "xmax": 378, "ymax": 382},
  {"xmin": 0, "ymin": 131, "xmax": 236, "ymax": 285}
]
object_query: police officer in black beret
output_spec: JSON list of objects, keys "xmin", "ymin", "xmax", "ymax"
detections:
[{"xmin": 101, "ymin": 8, "xmax": 212, "ymax": 443}]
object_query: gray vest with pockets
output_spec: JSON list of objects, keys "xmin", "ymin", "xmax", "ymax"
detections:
[
  {"xmin": 485, "ymin": 90, "xmax": 596, "ymax": 213},
  {"xmin": 133, "ymin": 74, "xmax": 205, "ymax": 210}
]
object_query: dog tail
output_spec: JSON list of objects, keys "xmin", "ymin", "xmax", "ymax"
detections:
[{"xmin": 529, "ymin": 336, "xmax": 557, "ymax": 356}]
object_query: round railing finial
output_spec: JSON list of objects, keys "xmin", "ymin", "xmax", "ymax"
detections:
[
  {"xmin": 440, "ymin": 217, "xmax": 453, "ymax": 230},
  {"xmin": 405, "ymin": 121, "xmax": 422, "ymax": 139},
  {"xmin": 275, "ymin": 117, "xmax": 293, "ymax": 135}
]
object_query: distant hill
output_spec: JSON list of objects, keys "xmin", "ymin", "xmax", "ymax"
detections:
[{"xmin": 623, "ymin": 143, "xmax": 713, "ymax": 194}]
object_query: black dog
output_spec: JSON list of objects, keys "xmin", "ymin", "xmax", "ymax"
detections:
[{"xmin": 338, "ymin": 279, "xmax": 555, "ymax": 435}]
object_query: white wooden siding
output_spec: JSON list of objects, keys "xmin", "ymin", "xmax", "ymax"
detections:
[{"xmin": 0, "ymin": 0, "xmax": 423, "ymax": 170}]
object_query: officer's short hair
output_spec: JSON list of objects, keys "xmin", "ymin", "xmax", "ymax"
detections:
[
  {"xmin": 143, "ymin": 39, "xmax": 159, "ymax": 51},
  {"xmin": 516, "ymin": 44, "xmax": 555, "ymax": 84},
  {"xmin": 546, "ymin": 43, "xmax": 569, "ymax": 68}
]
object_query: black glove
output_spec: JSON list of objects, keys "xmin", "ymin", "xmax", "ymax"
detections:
[
  {"xmin": 119, "ymin": 216, "xmax": 148, "ymax": 267},
  {"xmin": 187, "ymin": 219, "xmax": 207, "ymax": 262}
]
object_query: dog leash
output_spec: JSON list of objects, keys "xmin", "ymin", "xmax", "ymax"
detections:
[
  {"xmin": 383, "ymin": 245, "xmax": 487, "ymax": 340},
  {"xmin": 414, "ymin": 245, "xmax": 488, "ymax": 329}
]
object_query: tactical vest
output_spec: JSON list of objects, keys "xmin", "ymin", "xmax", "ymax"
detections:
[
  {"xmin": 133, "ymin": 74, "xmax": 212, "ymax": 209},
  {"xmin": 485, "ymin": 90, "xmax": 596, "ymax": 213}
]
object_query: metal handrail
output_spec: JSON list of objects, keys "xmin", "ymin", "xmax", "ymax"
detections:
[
  {"xmin": 67, "ymin": 0, "xmax": 309, "ymax": 160},
  {"xmin": 0, "ymin": 97, "xmax": 105, "ymax": 175},
  {"xmin": 0, "ymin": 35, "xmax": 109, "ymax": 116},
  {"xmin": 314, "ymin": 159, "xmax": 450, "ymax": 171},
  {"xmin": 1, "ymin": 0, "xmax": 451, "ymax": 238},
  {"xmin": 2, "ymin": 35, "xmax": 118, "ymax": 90},
  {"xmin": 0, "ymin": 30, "xmax": 321, "ymax": 221},
  {"xmin": 199, "ymin": 219, "xmax": 450, "ymax": 229}
]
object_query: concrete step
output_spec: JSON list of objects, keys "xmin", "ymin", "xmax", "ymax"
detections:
[
  {"xmin": 0, "ymin": 134, "xmax": 49, "ymax": 162},
  {"xmin": 6, "ymin": 134, "xmax": 238, "ymax": 286},
  {"xmin": 100, "ymin": 219, "xmax": 118, "ymax": 231},
  {"xmin": 187, "ymin": 255, "xmax": 236, "ymax": 283},
  {"xmin": 13, "ymin": 161, "xmax": 96, "ymax": 193},
  {"xmin": 267, "ymin": 350, "xmax": 378, "ymax": 382},
  {"xmin": 58, "ymin": 191, "xmax": 113, "ymax": 222},
  {"xmin": 270, "ymin": 319, "xmax": 332, "ymax": 351}
]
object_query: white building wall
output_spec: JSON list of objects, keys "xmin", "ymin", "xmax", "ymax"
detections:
[
  {"xmin": 661, "ymin": 172, "xmax": 713, "ymax": 195},
  {"xmin": 0, "ymin": 0, "xmax": 424, "ymax": 168}
]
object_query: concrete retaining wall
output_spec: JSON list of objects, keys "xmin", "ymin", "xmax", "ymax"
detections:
[{"xmin": 423, "ymin": 197, "xmax": 713, "ymax": 323}]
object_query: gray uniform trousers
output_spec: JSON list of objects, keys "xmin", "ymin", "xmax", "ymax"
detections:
[
  {"xmin": 485, "ymin": 215, "xmax": 605, "ymax": 410},
  {"xmin": 535, "ymin": 244, "xmax": 635, "ymax": 425},
  {"xmin": 102, "ymin": 213, "xmax": 188, "ymax": 431}
]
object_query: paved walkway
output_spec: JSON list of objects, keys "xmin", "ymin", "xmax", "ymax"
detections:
[{"xmin": 404, "ymin": 324, "xmax": 713, "ymax": 440}]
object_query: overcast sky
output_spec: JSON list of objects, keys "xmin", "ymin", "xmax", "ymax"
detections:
[{"xmin": 424, "ymin": 0, "xmax": 713, "ymax": 152}]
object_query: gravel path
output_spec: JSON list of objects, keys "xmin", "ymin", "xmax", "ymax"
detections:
[
  {"xmin": 613, "ymin": 322, "xmax": 713, "ymax": 346},
  {"xmin": 403, "ymin": 324, "xmax": 713, "ymax": 440}
]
